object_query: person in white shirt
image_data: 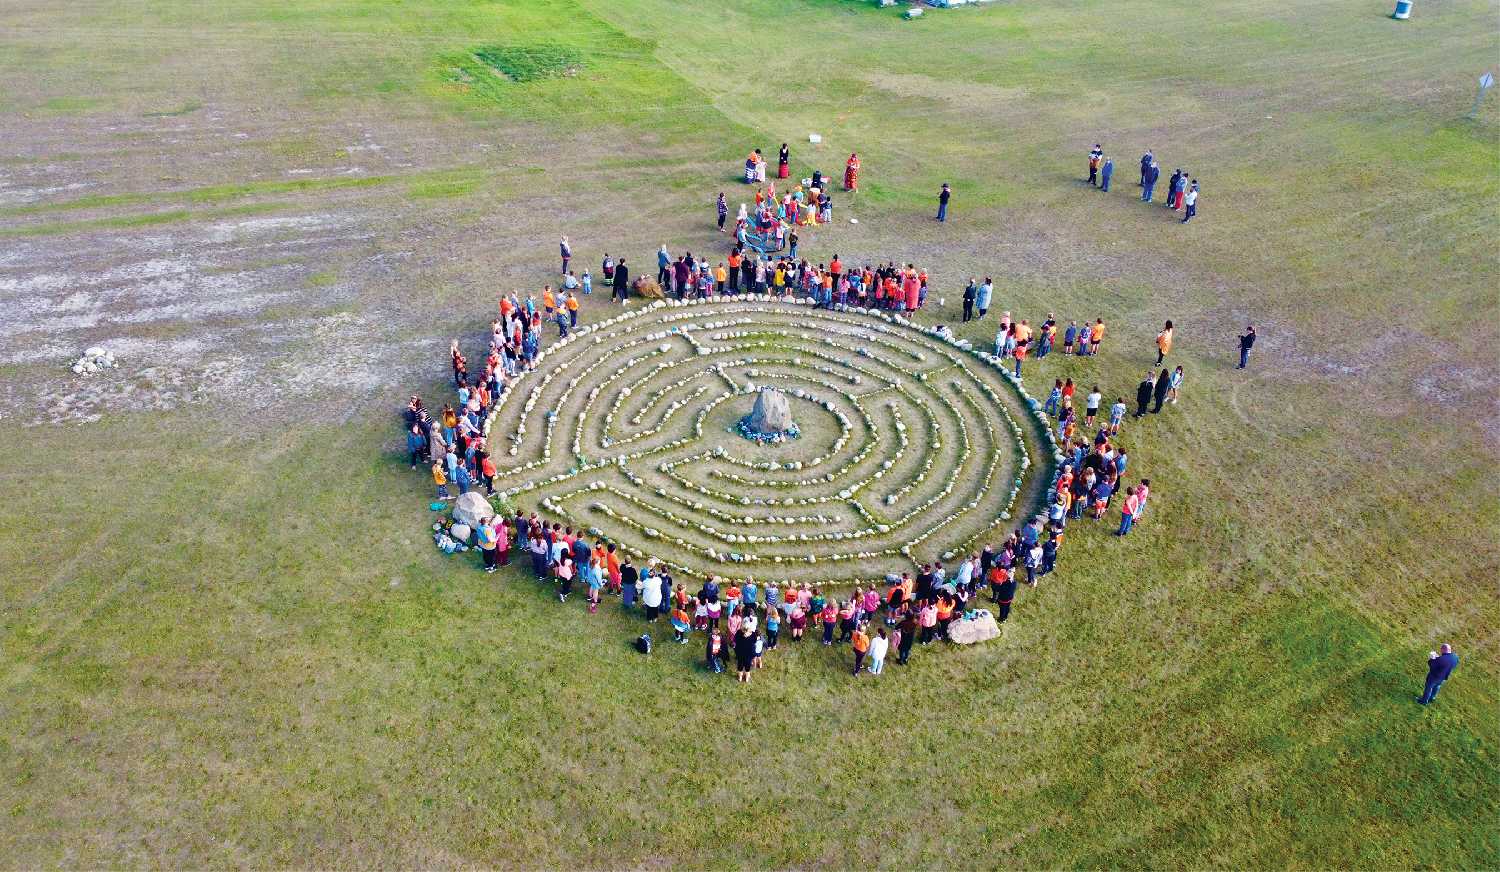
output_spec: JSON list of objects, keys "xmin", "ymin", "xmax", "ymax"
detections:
[
  {"xmin": 868, "ymin": 628, "xmax": 890, "ymax": 675},
  {"xmin": 1180, "ymin": 181, "xmax": 1199, "ymax": 223}
]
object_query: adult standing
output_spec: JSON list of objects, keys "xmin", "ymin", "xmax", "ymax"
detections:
[
  {"xmin": 844, "ymin": 153, "xmax": 860, "ymax": 191},
  {"xmin": 1139, "ymin": 149, "xmax": 1153, "ymax": 187},
  {"xmin": 936, "ymin": 183, "xmax": 951, "ymax": 222},
  {"xmin": 976, "ymin": 277, "xmax": 993, "ymax": 319},
  {"xmin": 1151, "ymin": 367, "xmax": 1171, "ymax": 413},
  {"xmin": 717, "ymin": 192, "xmax": 728, "ymax": 232},
  {"xmin": 995, "ymin": 568, "xmax": 1017, "ymax": 622},
  {"xmin": 962, "ymin": 279, "xmax": 977, "ymax": 322},
  {"xmin": 1181, "ymin": 181, "xmax": 1199, "ymax": 223},
  {"xmin": 1135, "ymin": 371, "xmax": 1155, "ymax": 418},
  {"xmin": 611, "ymin": 258, "xmax": 629, "ymax": 304},
  {"xmin": 778, "ymin": 142, "xmax": 790, "ymax": 179},
  {"xmin": 1420, "ymin": 643, "xmax": 1460, "ymax": 704},
  {"xmin": 897, "ymin": 610, "xmax": 917, "ymax": 664},
  {"xmin": 1142, "ymin": 161, "xmax": 1160, "ymax": 203},
  {"xmin": 477, "ymin": 516, "xmax": 498, "ymax": 573},
  {"xmin": 1088, "ymin": 144, "xmax": 1103, "ymax": 186},
  {"xmin": 734, "ymin": 626, "xmax": 757, "ymax": 683},
  {"xmin": 1165, "ymin": 169, "xmax": 1182, "ymax": 209},
  {"xmin": 1100, "ymin": 157, "xmax": 1114, "ymax": 192},
  {"xmin": 560, "ymin": 236, "xmax": 571, "ymax": 275},
  {"xmin": 641, "ymin": 568, "xmax": 663, "ymax": 621},
  {"xmin": 1155, "ymin": 320, "xmax": 1174, "ymax": 365},
  {"xmin": 657, "ymin": 245, "xmax": 670, "ymax": 287},
  {"xmin": 1238, "ymin": 325, "xmax": 1256, "ymax": 369}
]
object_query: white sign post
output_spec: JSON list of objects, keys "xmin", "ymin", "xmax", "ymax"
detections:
[{"xmin": 1470, "ymin": 72, "xmax": 1494, "ymax": 119}]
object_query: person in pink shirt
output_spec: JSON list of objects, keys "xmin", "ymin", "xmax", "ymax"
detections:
[{"xmin": 1117, "ymin": 486, "xmax": 1143, "ymax": 536}]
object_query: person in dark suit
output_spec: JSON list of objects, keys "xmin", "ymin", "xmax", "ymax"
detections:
[
  {"xmin": 611, "ymin": 258, "xmax": 629, "ymax": 304},
  {"xmin": 1151, "ymin": 367, "xmax": 1171, "ymax": 412},
  {"xmin": 1420, "ymin": 644, "xmax": 1459, "ymax": 704},
  {"xmin": 1135, "ymin": 371, "xmax": 1155, "ymax": 418}
]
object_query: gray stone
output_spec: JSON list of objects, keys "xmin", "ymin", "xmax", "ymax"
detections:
[
  {"xmin": 747, "ymin": 387, "xmax": 794, "ymax": 432},
  {"xmin": 452, "ymin": 491, "xmax": 492, "ymax": 528}
]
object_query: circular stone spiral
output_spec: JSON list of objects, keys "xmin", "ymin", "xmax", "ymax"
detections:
[{"xmin": 488, "ymin": 297, "xmax": 1054, "ymax": 586}]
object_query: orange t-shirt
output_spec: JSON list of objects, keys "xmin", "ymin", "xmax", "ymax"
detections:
[
  {"xmin": 852, "ymin": 631, "xmax": 870, "ymax": 653},
  {"xmin": 728, "ymin": 252, "xmax": 742, "ymax": 268},
  {"xmin": 565, "ymin": 296, "xmax": 579, "ymax": 311},
  {"xmin": 1090, "ymin": 323, "xmax": 1105, "ymax": 343}
]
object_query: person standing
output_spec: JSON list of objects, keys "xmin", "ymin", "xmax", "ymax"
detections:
[
  {"xmin": 1420, "ymin": 644, "xmax": 1460, "ymax": 704},
  {"xmin": 896, "ymin": 610, "xmax": 917, "ymax": 664},
  {"xmin": 868, "ymin": 628, "xmax": 889, "ymax": 675},
  {"xmin": 611, "ymin": 258, "xmax": 628, "ymax": 304},
  {"xmin": 656, "ymin": 245, "xmax": 670, "ymax": 287},
  {"xmin": 1173, "ymin": 171, "xmax": 1189, "ymax": 210},
  {"xmin": 1181, "ymin": 181, "xmax": 1199, "ymax": 223},
  {"xmin": 844, "ymin": 152, "xmax": 860, "ymax": 191},
  {"xmin": 1238, "ymin": 325, "xmax": 1256, "ymax": 369},
  {"xmin": 1117, "ymin": 486, "xmax": 1142, "ymax": 536},
  {"xmin": 936, "ymin": 183, "xmax": 951, "ymax": 222},
  {"xmin": 962, "ymin": 279, "xmax": 977, "ymax": 322},
  {"xmin": 778, "ymin": 142, "xmax": 790, "ymax": 179},
  {"xmin": 851, "ymin": 624, "xmax": 870, "ymax": 675},
  {"xmin": 1088, "ymin": 144, "xmax": 1103, "ymax": 186},
  {"xmin": 1139, "ymin": 149, "xmax": 1153, "ymax": 187},
  {"xmin": 976, "ymin": 277, "xmax": 992, "ymax": 318},
  {"xmin": 1142, "ymin": 161, "xmax": 1160, "ymax": 203},
  {"xmin": 1135, "ymin": 371, "xmax": 1155, "ymax": 418},
  {"xmin": 1100, "ymin": 157, "xmax": 1113, "ymax": 192},
  {"xmin": 1152, "ymin": 367, "xmax": 1171, "ymax": 413},
  {"xmin": 717, "ymin": 192, "xmax": 727, "ymax": 232},
  {"xmin": 1155, "ymin": 320, "xmax": 1174, "ymax": 365},
  {"xmin": 1165, "ymin": 169, "xmax": 1182, "ymax": 209},
  {"xmin": 559, "ymin": 236, "xmax": 571, "ymax": 274}
]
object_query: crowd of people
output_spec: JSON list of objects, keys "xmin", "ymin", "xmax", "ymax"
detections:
[
  {"xmin": 1087, "ymin": 145, "xmax": 1200, "ymax": 222},
  {"xmin": 399, "ymin": 213, "xmax": 1204, "ymax": 678},
  {"xmin": 654, "ymin": 240, "xmax": 937, "ymax": 312}
]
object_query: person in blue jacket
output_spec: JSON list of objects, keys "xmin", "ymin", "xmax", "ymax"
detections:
[
  {"xmin": 1420, "ymin": 644, "xmax": 1460, "ymax": 704},
  {"xmin": 1100, "ymin": 157, "xmax": 1113, "ymax": 192}
]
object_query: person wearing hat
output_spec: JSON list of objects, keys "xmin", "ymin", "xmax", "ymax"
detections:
[
  {"xmin": 1420, "ymin": 644, "xmax": 1460, "ymax": 704},
  {"xmin": 936, "ymin": 182, "xmax": 951, "ymax": 222}
]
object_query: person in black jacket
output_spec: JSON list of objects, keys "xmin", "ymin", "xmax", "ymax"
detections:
[
  {"xmin": 611, "ymin": 258, "xmax": 629, "ymax": 304},
  {"xmin": 962, "ymin": 279, "xmax": 976, "ymax": 322},
  {"xmin": 1238, "ymin": 325, "xmax": 1256, "ymax": 369},
  {"xmin": 734, "ymin": 627, "xmax": 758, "ymax": 683},
  {"xmin": 1420, "ymin": 643, "xmax": 1460, "ymax": 704},
  {"xmin": 1151, "ymin": 367, "xmax": 1171, "ymax": 413},
  {"xmin": 1135, "ymin": 371, "xmax": 1155, "ymax": 418},
  {"xmin": 994, "ymin": 571, "xmax": 1017, "ymax": 622}
]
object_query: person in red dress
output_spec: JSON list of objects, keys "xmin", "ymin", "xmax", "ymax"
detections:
[{"xmin": 844, "ymin": 152, "xmax": 860, "ymax": 191}]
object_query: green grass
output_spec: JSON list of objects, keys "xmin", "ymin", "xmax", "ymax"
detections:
[{"xmin": 0, "ymin": 0, "xmax": 1496, "ymax": 866}]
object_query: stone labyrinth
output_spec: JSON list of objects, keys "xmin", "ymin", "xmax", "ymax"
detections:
[{"xmin": 490, "ymin": 297, "xmax": 1057, "ymax": 587}]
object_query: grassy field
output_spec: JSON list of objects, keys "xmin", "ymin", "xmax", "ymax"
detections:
[{"xmin": 1, "ymin": 0, "xmax": 1497, "ymax": 866}]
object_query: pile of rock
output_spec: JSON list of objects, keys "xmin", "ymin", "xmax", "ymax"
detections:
[{"xmin": 71, "ymin": 346, "xmax": 118, "ymax": 375}]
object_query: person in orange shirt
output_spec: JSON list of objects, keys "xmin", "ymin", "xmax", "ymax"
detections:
[
  {"xmin": 713, "ymin": 262, "xmax": 727, "ymax": 296},
  {"xmin": 564, "ymin": 292, "xmax": 580, "ymax": 327},
  {"xmin": 542, "ymin": 286, "xmax": 556, "ymax": 316},
  {"xmin": 1089, "ymin": 319, "xmax": 1106, "ymax": 352},
  {"xmin": 726, "ymin": 250, "xmax": 742, "ymax": 294},
  {"xmin": 1155, "ymin": 319, "xmax": 1174, "ymax": 364},
  {"xmin": 851, "ymin": 624, "xmax": 870, "ymax": 675}
]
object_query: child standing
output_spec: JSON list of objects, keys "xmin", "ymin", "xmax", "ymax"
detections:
[
  {"xmin": 1085, "ymin": 387, "xmax": 1102, "ymax": 428},
  {"xmin": 707, "ymin": 629, "xmax": 724, "ymax": 673},
  {"xmin": 670, "ymin": 604, "xmax": 690, "ymax": 642},
  {"xmin": 432, "ymin": 462, "xmax": 449, "ymax": 500},
  {"xmin": 868, "ymin": 628, "xmax": 889, "ymax": 675},
  {"xmin": 1108, "ymin": 397, "xmax": 1127, "ymax": 435}
]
